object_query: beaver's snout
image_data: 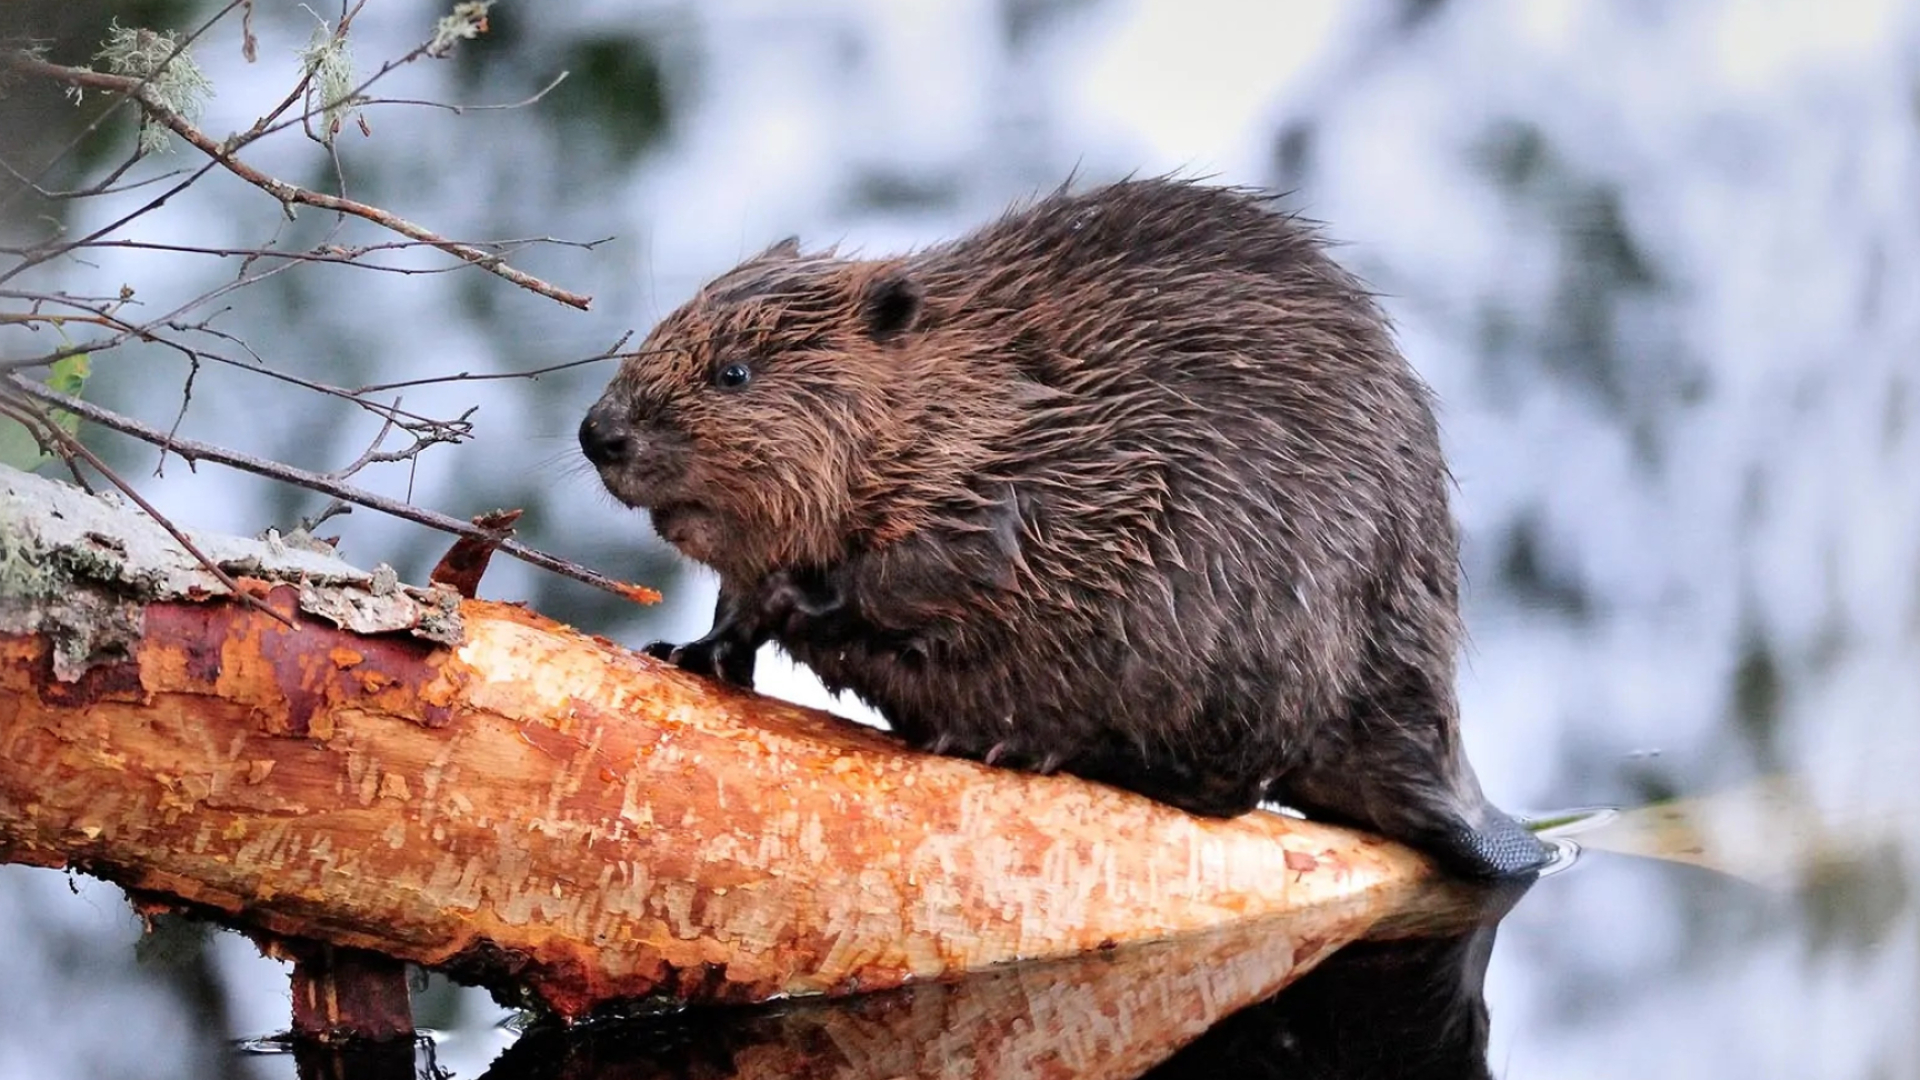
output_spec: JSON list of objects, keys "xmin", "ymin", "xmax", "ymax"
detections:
[
  {"xmin": 579, "ymin": 395, "xmax": 693, "ymax": 513},
  {"xmin": 578, "ymin": 398, "xmax": 633, "ymax": 468}
]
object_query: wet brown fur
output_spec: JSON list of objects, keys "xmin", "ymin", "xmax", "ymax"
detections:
[{"xmin": 582, "ymin": 178, "xmax": 1546, "ymax": 877}]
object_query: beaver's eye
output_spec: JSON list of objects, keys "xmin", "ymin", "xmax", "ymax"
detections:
[{"xmin": 714, "ymin": 362, "xmax": 752, "ymax": 391}]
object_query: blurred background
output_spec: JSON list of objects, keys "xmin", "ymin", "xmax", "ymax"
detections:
[{"xmin": 2, "ymin": 1, "xmax": 1916, "ymax": 1077}]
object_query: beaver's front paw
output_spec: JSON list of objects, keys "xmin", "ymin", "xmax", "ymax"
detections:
[{"xmin": 643, "ymin": 635, "xmax": 757, "ymax": 688}]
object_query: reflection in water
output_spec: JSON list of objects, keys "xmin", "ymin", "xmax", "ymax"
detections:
[
  {"xmin": 286, "ymin": 1039, "xmax": 427, "ymax": 1080},
  {"xmin": 472, "ymin": 881, "xmax": 1533, "ymax": 1080},
  {"xmin": 1146, "ymin": 923, "xmax": 1508, "ymax": 1080}
]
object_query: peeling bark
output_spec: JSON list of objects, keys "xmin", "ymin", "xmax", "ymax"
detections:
[{"xmin": 0, "ymin": 463, "xmax": 1438, "ymax": 1019}]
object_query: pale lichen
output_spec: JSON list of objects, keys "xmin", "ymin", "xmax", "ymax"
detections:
[
  {"xmin": 95, "ymin": 22, "xmax": 215, "ymax": 155},
  {"xmin": 428, "ymin": 1, "xmax": 495, "ymax": 58},
  {"xmin": 296, "ymin": 17, "xmax": 358, "ymax": 143},
  {"xmin": 2, "ymin": 463, "xmax": 461, "ymax": 667},
  {"xmin": 0, "ymin": 519, "xmax": 58, "ymax": 605},
  {"xmin": 0, "ymin": 514, "xmax": 145, "ymax": 684}
]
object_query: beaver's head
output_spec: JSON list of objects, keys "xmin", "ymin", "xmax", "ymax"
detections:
[{"xmin": 580, "ymin": 241, "xmax": 932, "ymax": 582}]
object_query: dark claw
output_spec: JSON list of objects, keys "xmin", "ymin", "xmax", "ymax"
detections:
[
  {"xmin": 983, "ymin": 742, "xmax": 1010, "ymax": 767},
  {"xmin": 643, "ymin": 635, "xmax": 757, "ymax": 688},
  {"xmin": 924, "ymin": 732, "xmax": 954, "ymax": 756},
  {"xmin": 1036, "ymin": 752, "xmax": 1064, "ymax": 775},
  {"xmin": 672, "ymin": 638, "xmax": 725, "ymax": 678}
]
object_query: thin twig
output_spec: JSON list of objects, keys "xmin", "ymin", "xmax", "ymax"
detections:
[
  {"xmin": 328, "ymin": 398, "xmax": 404, "ymax": 479},
  {"xmin": 0, "ymin": 157, "xmax": 225, "ymax": 287},
  {"xmin": 158, "ymin": 347, "xmax": 202, "ymax": 475},
  {"xmin": 0, "ymin": 289, "xmax": 137, "ymax": 307},
  {"xmin": 0, "ymin": 397, "xmax": 92, "ymax": 491},
  {"xmin": 0, "ymin": 311, "xmax": 477, "ymax": 450},
  {"xmin": 357, "ymin": 70, "xmax": 572, "ymax": 116},
  {"xmin": 352, "ymin": 338, "xmax": 633, "ymax": 393},
  {"xmin": 0, "ymin": 313, "xmax": 124, "ymax": 330},
  {"xmin": 0, "ymin": 288, "xmax": 469, "ymax": 437},
  {"xmin": 0, "ymin": 150, "xmax": 191, "ymax": 201},
  {"xmin": 0, "ymin": 395, "xmax": 54, "ymax": 458},
  {"xmin": 0, "ymin": 341, "xmax": 107, "ymax": 375},
  {"xmin": 6, "ymin": 374, "xmax": 654, "ymax": 603},
  {"xmin": 1, "ymin": 53, "xmax": 593, "ymax": 311},
  {"xmin": 3, "ymin": 234, "xmax": 612, "ymax": 264}
]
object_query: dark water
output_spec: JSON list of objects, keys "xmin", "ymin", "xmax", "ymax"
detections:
[{"xmin": 2, "ymin": 1, "xmax": 1915, "ymax": 1077}]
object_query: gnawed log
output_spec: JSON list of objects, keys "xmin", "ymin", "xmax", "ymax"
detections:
[{"xmin": 0, "ymin": 463, "xmax": 1436, "ymax": 1019}]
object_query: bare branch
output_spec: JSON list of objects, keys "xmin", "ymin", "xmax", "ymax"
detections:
[
  {"xmin": 0, "ymin": 157, "xmax": 225, "ymax": 287},
  {"xmin": 0, "ymin": 289, "xmax": 451, "ymax": 425},
  {"xmin": 0, "ymin": 289, "xmax": 137, "ymax": 308},
  {"xmin": 0, "ymin": 313, "xmax": 123, "ymax": 331},
  {"xmin": 0, "ymin": 0, "xmax": 251, "ymax": 217},
  {"xmin": 0, "ymin": 306, "xmax": 481, "ymax": 461},
  {"xmin": 0, "ymin": 148, "xmax": 191, "ymax": 201},
  {"xmin": 328, "ymin": 397, "xmax": 405, "ymax": 479},
  {"xmin": 357, "ymin": 69, "xmax": 572, "ymax": 116},
  {"xmin": 0, "ymin": 8, "xmax": 640, "ymax": 613},
  {"xmin": 5, "ymin": 373, "xmax": 659, "ymax": 604},
  {"xmin": 1, "ymin": 52, "xmax": 594, "ymax": 310},
  {"xmin": 4, "ymin": 234, "xmax": 612, "ymax": 266},
  {"xmin": 351, "ymin": 334, "xmax": 633, "ymax": 393}
]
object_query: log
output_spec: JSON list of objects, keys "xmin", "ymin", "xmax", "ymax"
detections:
[{"xmin": 0, "ymin": 463, "xmax": 1436, "ymax": 1019}]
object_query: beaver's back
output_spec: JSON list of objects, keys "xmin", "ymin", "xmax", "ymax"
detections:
[{"xmin": 790, "ymin": 181, "xmax": 1466, "ymax": 819}]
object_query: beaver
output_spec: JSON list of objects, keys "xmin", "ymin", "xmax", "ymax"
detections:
[{"xmin": 579, "ymin": 177, "xmax": 1547, "ymax": 878}]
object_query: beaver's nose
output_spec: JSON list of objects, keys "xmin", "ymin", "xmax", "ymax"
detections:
[{"xmin": 578, "ymin": 400, "xmax": 633, "ymax": 467}]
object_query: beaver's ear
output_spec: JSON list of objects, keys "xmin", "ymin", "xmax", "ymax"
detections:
[{"xmin": 860, "ymin": 269, "xmax": 923, "ymax": 342}]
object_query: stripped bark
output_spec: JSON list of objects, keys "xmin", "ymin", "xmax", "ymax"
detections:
[{"xmin": 0, "ymin": 464, "xmax": 1437, "ymax": 1019}]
